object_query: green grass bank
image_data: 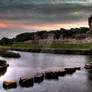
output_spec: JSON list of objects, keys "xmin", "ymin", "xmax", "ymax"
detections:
[
  {"xmin": 11, "ymin": 42, "xmax": 92, "ymax": 50},
  {"xmin": 1, "ymin": 42, "xmax": 92, "ymax": 55},
  {"xmin": 9, "ymin": 42, "xmax": 92, "ymax": 55}
]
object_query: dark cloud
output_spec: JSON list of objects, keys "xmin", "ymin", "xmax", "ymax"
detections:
[
  {"xmin": 0, "ymin": 2, "xmax": 91, "ymax": 38},
  {"xmin": 0, "ymin": 0, "xmax": 91, "ymax": 5},
  {"xmin": 0, "ymin": 3, "xmax": 91, "ymax": 25}
]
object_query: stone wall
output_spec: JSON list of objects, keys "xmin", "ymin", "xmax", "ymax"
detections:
[{"xmin": 24, "ymin": 37, "xmax": 92, "ymax": 44}]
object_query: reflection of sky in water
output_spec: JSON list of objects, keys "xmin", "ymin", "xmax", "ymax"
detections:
[{"xmin": 0, "ymin": 51, "xmax": 92, "ymax": 92}]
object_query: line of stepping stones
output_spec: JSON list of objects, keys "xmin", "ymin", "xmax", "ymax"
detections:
[{"xmin": 3, "ymin": 66, "xmax": 81, "ymax": 90}]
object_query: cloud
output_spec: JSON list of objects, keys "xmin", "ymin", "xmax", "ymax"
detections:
[
  {"xmin": 0, "ymin": 0, "xmax": 92, "ymax": 5},
  {"xmin": 0, "ymin": 3, "xmax": 90, "ymax": 25},
  {"xmin": 0, "ymin": 2, "xmax": 91, "ymax": 38}
]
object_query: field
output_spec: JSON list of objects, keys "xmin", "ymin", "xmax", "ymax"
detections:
[
  {"xmin": 0, "ymin": 42, "xmax": 92, "ymax": 55},
  {"xmin": 11, "ymin": 42, "xmax": 92, "ymax": 50}
]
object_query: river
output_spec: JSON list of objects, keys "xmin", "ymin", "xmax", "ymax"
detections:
[{"xmin": 0, "ymin": 51, "xmax": 92, "ymax": 92}]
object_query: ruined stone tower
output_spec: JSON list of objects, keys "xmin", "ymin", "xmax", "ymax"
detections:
[{"xmin": 88, "ymin": 15, "xmax": 92, "ymax": 32}]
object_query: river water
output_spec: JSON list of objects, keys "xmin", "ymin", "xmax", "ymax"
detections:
[{"xmin": 0, "ymin": 51, "xmax": 92, "ymax": 92}]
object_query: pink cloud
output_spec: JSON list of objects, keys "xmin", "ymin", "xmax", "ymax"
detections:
[{"xmin": 0, "ymin": 21, "xmax": 88, "ymax": 30}]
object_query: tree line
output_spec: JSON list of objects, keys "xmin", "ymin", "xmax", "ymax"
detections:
[{"xmin": 0, "ymin": 27, "xmax": 89, "ymax": 45}]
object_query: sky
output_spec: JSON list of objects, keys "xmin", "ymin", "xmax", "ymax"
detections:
[{"xmin": 0, "ymin": 0, "xmax": 92, "ymax": 38}]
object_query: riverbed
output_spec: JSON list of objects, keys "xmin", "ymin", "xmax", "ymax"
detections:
[{"xmin": 0, "ymin": 51, "xmax": 92, "ymax": 92}]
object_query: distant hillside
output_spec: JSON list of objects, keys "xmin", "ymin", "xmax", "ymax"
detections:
[
  {"xmin": 13, "ymin": 27, "xmax": 89, "ymax": 42},
  {"xmin": 0, "ymin": 27, "xmax": 89, "ymax": 45}
]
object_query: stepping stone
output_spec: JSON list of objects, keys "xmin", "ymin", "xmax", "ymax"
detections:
[
  {"xmin": 34, "ymin": 73, "xmax": 44, "ymax": 83},
  {"xmin": 84, "ymin": 64, "xmax": 92, "ymax": 69},
  {"xmin": 19, "ymin": 77, "xmax": 34, "ymax": 87},
  {"xmin": 65, "ymin": 67, "xmax": 76, "ymax": 74},
  {"xmin": 45, "ymin": 70, "xmax": 59, "ymax": 80},
  {"xmin": 57, "ymin": 69, "xmax": 66, "ymax": 76},
  {"xmin": 3, "ymin": 80, "xmax": 17, "ymax": 89},
  {"xmin": 74, "ymin": 66, "xmax": 81, "ymax": 70}
]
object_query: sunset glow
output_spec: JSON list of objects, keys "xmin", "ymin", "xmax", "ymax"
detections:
[{"xmin": 0, "ymin": 21, "xmax": 88, "ymax": 31}]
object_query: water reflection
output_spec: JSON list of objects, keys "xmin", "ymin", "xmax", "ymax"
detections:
[
  {"xmin": 85, "ymin": 55, "xmax": 92, "ymax": 81},
  {"xmin": 0, "ymin": 51, "xmax": 92, "ymax": 92}
]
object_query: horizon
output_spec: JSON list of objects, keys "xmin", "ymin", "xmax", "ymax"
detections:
[
  {"xmin": 0, "ymin": 0, "xmax": 91, "ymax": 38},
  {"xmin": 0, "ymin": 26, "xmax": 89, "ymax": 40}
]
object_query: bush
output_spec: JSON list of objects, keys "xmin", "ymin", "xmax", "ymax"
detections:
[{"xmin": 0, "ymin": 37, "xmax": 12, "ymax": 45}]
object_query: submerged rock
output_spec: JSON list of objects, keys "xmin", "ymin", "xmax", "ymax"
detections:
[
  {"xmin": 3, "ymin": 80, "xmax": 17, "ymax": 89},
  {"xmin": 0, "ymin": 68, "xmax": 8, "ymax": 77},
  {"xmin": 19, "ymin": 77, "xmax": 34, "ymax": 87},
  {"xmin": 0, "ymin": 60, "xmax": 9, "ymax": 77}
]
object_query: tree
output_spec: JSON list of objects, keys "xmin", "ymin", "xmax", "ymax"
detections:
[
  {"xmin": 15, "ymin": 32, "xmax": 34, "ymax": 42},
  {"xmin": 0, "ymin": 37, "xmax": 12, "ymax": 45}
]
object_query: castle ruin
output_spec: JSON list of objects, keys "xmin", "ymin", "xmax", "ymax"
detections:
[{"xmin": 88, "ymin": 15, "xmax": 92, "ymax": 32}]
